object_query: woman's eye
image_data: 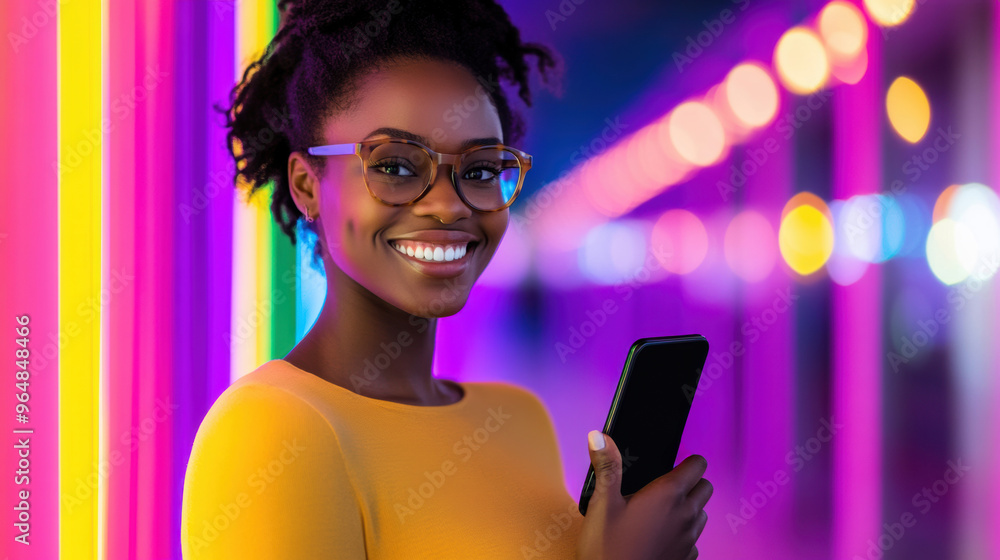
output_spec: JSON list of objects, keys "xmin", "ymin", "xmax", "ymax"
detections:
[
  {"xmin": 464, "ymin": 166, "xmax": 501, "ymax": 181},
  {"xmin": 371, "ymin": 159, "xmax": 417, "ymax": 177}
]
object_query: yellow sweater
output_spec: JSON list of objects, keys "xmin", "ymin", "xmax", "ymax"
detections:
[{"xmin": 181, "ymin": 359, "xmax": 584, "ymax": 559}]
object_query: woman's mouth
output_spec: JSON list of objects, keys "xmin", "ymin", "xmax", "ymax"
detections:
[
  {"xmin": 389, "ymin": 239, "xmax": 478, "ymax": 278},
  {"xmin": 391, "ymin": 240, "xmax": 473, "ymax": 263}
]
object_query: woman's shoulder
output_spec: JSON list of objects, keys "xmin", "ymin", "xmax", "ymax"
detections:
[
  {"xmin": 182, "ymin": 361, "xmax": 365, "ymax": 558},
  {"xmin": 203, "ymin": 359, "xmax": 331, "ymax": 419},
  {"xmin": 190, "ymin": 360, "xmax": 343, "ymax": 455}
]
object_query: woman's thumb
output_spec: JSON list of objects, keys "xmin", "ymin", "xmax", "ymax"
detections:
[{"xmin": 587, "ymin": 430, "xmax": 624, "ymax": 506}]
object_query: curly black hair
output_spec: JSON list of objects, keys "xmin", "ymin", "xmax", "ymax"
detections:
[{"xmin": 218, "ymin": 0, "xmax": 563, "ymax": 269}]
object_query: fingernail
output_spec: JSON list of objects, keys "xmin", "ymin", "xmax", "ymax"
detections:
[{"xmin": 588, "ymin": 430, "xmax": 605, "ymax": 451}]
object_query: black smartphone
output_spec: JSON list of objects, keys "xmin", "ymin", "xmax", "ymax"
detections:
[{"xmin": 578, "ymin": 335, "xmax": 709, "ymax": 516}]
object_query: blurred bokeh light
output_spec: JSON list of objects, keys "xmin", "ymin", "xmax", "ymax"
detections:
[
  {"xmin": 723, "ymin": 63, "xmax": 780, "ymax": 129},
  {"xmin": 863, "ymin": 0, "xmax": 916, "ymax": 27},
  {"xmin": 651, "ymin": 209, "xmax": 709, "ymax": 274},
  {"xmin": 774, "ymin": 27, "xmax": 831, "ymax": 94},
  {"xmin": 886, "ymin": 76, "xmax": 931, "ymax": 143},
  {"xmin": 779, "ymin": 194, "xmax": 835, "ymax": 275}
]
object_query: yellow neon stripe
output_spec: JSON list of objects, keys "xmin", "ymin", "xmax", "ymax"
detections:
[
  {"xmin": 256, "ymin": 3, "xmax": 276, "ymax": 365},
  {"xmin": 232, "ymin": 1, "xmax": 277, "ymax": 381},
  {"xmin": 257, "ymin": 188, "xmax": 273, "ymax": 365},
  {"xmin": 58, "ymin": 0, "xmax": 103, "ymax": 557},
  {"xmin": 97, "ymin": 5, "xmax": 108, "ymax": 560}
]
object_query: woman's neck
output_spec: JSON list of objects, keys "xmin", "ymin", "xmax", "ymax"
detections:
[{"xmin": 283, "ymin": 266, "xmax": 462, "ymax": 406}]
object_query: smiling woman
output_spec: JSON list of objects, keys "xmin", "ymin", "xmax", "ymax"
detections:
[{"xmin": 178, "ymin": 0, "xmax": 593, "ymax": 558}]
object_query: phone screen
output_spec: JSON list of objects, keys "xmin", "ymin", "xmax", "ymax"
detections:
[{"xmin": 578, "ymin": 335, "xmax": 709, "ymax": 516}]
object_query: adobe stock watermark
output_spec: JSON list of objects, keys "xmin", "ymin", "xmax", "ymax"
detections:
[
  {"xmin": 345, "ymin": 323, "xmax": 421, "ymax": 393},
  {"xmin": 718, "ymin": 89, "xmax": 832, "ymax": 201},
  {"xmin": 226, "ymin": 262, "xmax": 308, "ymax": 352},
  {"xmin": 33, "ymin": 267, "xmax": 134, "ymax": 372},
  {"xmin": 511, "ymin": 114, "xmax": 629, "ymax": 235},
  {"xmin": 841, "ymin": 124, "xmax": 960, "ymax": 253},
  {"xmin": 226, "ymin": 285, "xmax": 291, "ymax": 351},
  {"xmin": 394, "ymin": 406, "xmax": 512, "ymax": 523},
  {"xmin": 683, "ymin": 286, "xmax": 799, "ymax": 401},
  {"xmin": 726, "ymin": 415, "xmax": 842, "ymax": 534},
  {"xmin": 544, "ymin": 0, "xmax": 590, "ymax": 31},
  {"xmin": 339, "ymin": 245, "xmax": 523, "ymax": 393},
  {"xmin": 340, "ymin": 277, "xmax": 472, "ymax": 394},
  {"xmin": 523, "ymin": 447, "xmax": 640, "ymax": 558},
  {"xmin": 878, "ymin": 0, "xmax": 931, "ymax": 41},
  {"xmin": 673, "ymin": 0, "xmax": 752, "ymax": 73},
  {"xmin": 62, "ymin": 396, "xmax": 179, "ymax": 513},
  {"xmin": 211, "ymin": 0, "xmax": 258, "ymax": 21},
  {"xmin": 7, "ymin": 0, "xmax": 67, "ymax": 54},
  {"xmin": 520, "ymin": 502, "xmax": 585, "ymax": 559},
  {"xmin": 53, "ymin": 64, "xmax": 171, "ymax": 178},
  {"xmin": 178, "ymin": 165, "xmax": 234, "ymax": 224},
  {"xmin": 852, "ymin": 458, "xmax": 969, "ymax": 560},
  {"xmin": 188, "ymin": 438, "xmax": 307, "ymax": 553},
  {"xmin": 896, "ymin": 127, "xmax": 960, "ymax": 184},
  {"xmin": 427, "ymin": 73, "xmax": 503, "ymax": 145},
  {"xmin": 554, "ymin": 244, "xmax": 669, "ymax": 363},
  {"xmin": 887, "ymin": 252, "xmax": 999, "ymax": 372},
  {"xmin": 179, "ymin": 106, "xmax": 292, "ymax": 224}
]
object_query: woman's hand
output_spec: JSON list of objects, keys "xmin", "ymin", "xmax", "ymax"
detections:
[{"xmin": 575, "ymin": 431, "xmax": 713, "ymax": 560}]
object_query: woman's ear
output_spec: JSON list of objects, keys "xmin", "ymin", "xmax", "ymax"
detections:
[{"xmin": 288, "ymin": 151, "xmax": 320, "ymax": 218}]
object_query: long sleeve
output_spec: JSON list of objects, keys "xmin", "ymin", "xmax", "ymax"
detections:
[{"xmin": 181, "ymin": 383, "xmax": 367, "ymax": 559}]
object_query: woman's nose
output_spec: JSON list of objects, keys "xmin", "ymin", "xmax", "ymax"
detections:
[{"xmin": 413, "ymin": 166, "xmax": 473, "ymax": 223}]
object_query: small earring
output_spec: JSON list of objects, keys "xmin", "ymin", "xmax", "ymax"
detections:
[{"xmin": 304, "ymin": 209, "xmax": 314, "ymax": 223}]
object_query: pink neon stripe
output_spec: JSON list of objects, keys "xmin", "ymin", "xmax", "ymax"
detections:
[
  {"xmin": 133, "ymin": 2, "xmax": 176, "ymax": 558},
  {"xmin": 106, "ymin": 1, "xmax": 139, "ymax": 559},
  {"xmin": 0, "ymin": 2, "xmax": 59, "ymax": 558},
  {"xmin": 992, "ymin": 4, "xmax": 1000, "ymax": 557},
  {"xmin": 130, "ymin": 2, "xmax": 149, "ymax": 557},
  {"xmin": 831, "ymin": 16, "xmax": 882, "ymax": 560}
]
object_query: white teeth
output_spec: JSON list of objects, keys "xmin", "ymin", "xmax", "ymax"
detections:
[{"xmin": 392, "ymin": 241, "xmax": 472, "ymax": 263}]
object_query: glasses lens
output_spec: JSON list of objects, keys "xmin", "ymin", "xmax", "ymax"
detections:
[
  {"xmin": 457, "ymin": 147, "xmax": 522, "ymax": 211},
  {"xmin": 363, "ymin": 142, "xmax": 432, "ymax": 204}
]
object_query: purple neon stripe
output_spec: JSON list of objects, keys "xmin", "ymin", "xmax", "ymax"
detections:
[
  {"xmin": 170, "ymin": 2, "xmax": 203, "ymax": 558},
  {"xmin": 738, "ymin": 101, "xmax": 796, "ymax": 556},
  {"xmin": 206, "ymin": 4, "xmax": 236, "ymax": 411}
]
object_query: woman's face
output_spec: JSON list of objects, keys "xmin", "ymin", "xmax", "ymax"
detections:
[{"xmin": 310, "ymin": 57, "xmax": 510, "ymax": 318}]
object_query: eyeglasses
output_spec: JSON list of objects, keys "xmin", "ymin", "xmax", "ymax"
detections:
[{"xmin": 306, "ymin": 137, "xmax": 532, "ymax": 212}]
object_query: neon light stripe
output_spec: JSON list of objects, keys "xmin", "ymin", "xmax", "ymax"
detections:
[
  {"xmin": 129, "ymin": 2, "xmax": 178, "ymax": 557},
  {"xmin": 993, "ymin": 4, "xmax": 1000, "ymax": 557},
  {"xmin": 831, "ymin": 28, "xmax": 882, "ymax": 560},
  {"xmin": 0, "ymin": 1, "xmax": 60, "ymax": 557},
  {"xmin": 105, "ymin": 1, "xmax": 138, "ymax": 557},
  {"xmin": 232, "ymin": 1, "xmax": 278, "ymax": 382},
  {"xmin": 58, "ymin": 0, "xmax": 103, "ymax": 557}
]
